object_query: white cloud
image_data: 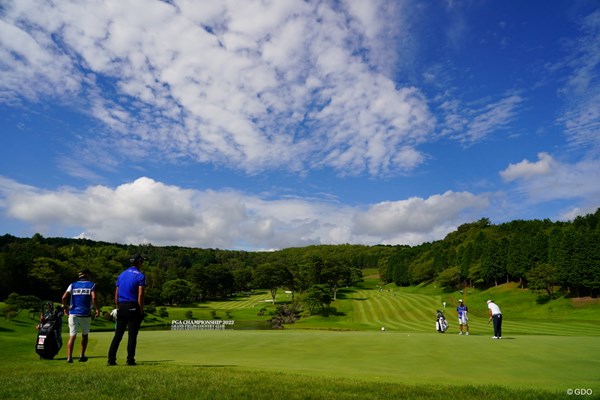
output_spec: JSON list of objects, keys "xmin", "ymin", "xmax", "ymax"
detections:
[
  {"xmin": 559, "ymin": 205, "xmax": 600, "ymax": 222},
  {"xmin": 440, "ymin": 94, "xmax": 524, "ymax": 144},
  {"xmin": 500, "ymin": 152, "xmax": 555, "ymax": 182},
  {"xmin": 563, "ymin": 9, "xmax": 600, "ymax": 96},
  {"xmin": 0, "ymin": 0, "xmax": 435, "ymax": 177},
  {"xmin": 560, "ymin": 88, "xmax": 600, "ymax": 152},
  {"xmin": 499, "ymin": 154, "xmax": 600, "ymax": 206},
  {"xmin": 0, "ymin": 176, "xmax": 490, "ymax": 250},
  {"xmin": 557, "ymin": 8, "xmax": 600, "ymax": 153},
  {"xmin": 353, "ymin": 191, "xmax": 489, "ymax": 237},
  {"xmin": 0, "ymin": 17, "xmax": 80, "ymax": 102}
]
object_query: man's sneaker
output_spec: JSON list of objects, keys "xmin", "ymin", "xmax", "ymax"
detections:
[
  {"xmin": 79, "ymin": 356, "xmax": 88, "ymax": 362},
  {"xmin": 67, "ymin": 358, "xmax": 73, "ymax": 363},
  {"xmin": 127, "ymin": 361, "xmax": 137, "ymax": 366},
  {"xmin": 466, "ymin": 332, "xmax": 469, "ymax": 336},
  {"xmin": 492, "ymin": 336, "xmax": 498, "ymax": 339},
  {"xmin": 458, "ymin": 332, "xmax": 463, "ymax": 335},
  {"xmin": 107, "ymin": 361, "xmax": 117, "ymax": 366}
]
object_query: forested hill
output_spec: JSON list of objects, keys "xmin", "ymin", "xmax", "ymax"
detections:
[
  {"xmin": 383, "ymin": 209, "xmax": 600, "ymax": 298},
  {"xmin": 1, "ymin": 208, "xmax": 598, "ymax": 306}
]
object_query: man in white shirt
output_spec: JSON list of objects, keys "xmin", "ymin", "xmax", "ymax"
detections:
[{"xmin": 487, "ymin": 300, "xmax": 502, "ymax": 339}]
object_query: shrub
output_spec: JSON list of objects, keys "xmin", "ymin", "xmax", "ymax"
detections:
[{"xmin": 158, "ymin": 307, "xmax": 169, "ymax": 318}]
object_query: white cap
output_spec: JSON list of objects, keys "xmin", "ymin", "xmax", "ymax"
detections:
[
  {"xmin": 487, "ymin": 300, "xmax": 493, "ymax": 304},
  {"xmin": 458, "ymin": 299, "xmax": 463, "ymax": 303}
]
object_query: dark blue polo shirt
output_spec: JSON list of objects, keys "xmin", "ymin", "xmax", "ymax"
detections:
[{"xmin": 116, "ymin": 267, "xmax": 146, "ymax": 303}]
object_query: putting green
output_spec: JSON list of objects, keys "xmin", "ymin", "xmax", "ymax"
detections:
[{"xmin": 87, "ymin": 329, "xmax": 599, "ymax": 392}]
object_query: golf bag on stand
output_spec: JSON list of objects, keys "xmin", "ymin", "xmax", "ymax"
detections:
[
  {"xmin": 436, "ymin": 310, "xmax": 448, "ymax": 333},
  {"xmin": 35, "ymin": 302, "xmax": 64, "ymax": 360}
]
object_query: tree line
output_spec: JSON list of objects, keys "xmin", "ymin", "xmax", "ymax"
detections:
[
  {"xmin": 1, "ymin": 208, "xmax": 598, "ymax": 312},
  {"xmin": 382, "ymin": 208, "xmax": 600, "ymax": 297},
  {"xmin": 0, "ymin": 234, "xmax": 389, "ymax": 311}
]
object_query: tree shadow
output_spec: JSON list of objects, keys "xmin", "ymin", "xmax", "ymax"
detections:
[
  {"xmin": 535, "ymin": 293, "xmax": 560, "ymax": 304},
  {"xmin": 321, "ymin": 307, "xmax": 346, "ymax": 317}
]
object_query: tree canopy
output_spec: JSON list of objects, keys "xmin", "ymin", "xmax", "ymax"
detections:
[{"xmin": 1, "ymin": 208, "xmax": 598, "ymax": 308}]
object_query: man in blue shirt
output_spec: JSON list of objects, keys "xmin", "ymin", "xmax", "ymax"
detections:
[
  {"xmin": 61, "ymin": 269, "xmax": 99, "ymax": 363},
  {"xmin": 107, "ymin": 254, "xmax": 147, "ymax": 366}
]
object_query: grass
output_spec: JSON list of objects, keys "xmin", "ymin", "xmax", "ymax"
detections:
[
  {"xmin": 1, "ymin": 278, "xmax": 599, "ymax": 399},
  {"xmin": 291, "ymin": 279, "xmax": 600, "ymax": 336},
  {"xmin": 0, "ymin": 363, "xmax": 569, "ymax": 400},
  {"xmin": 133, "ymin": 330, "xmax": 599, "ymax": 389}
]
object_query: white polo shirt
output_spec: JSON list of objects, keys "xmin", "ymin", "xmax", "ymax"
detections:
[{"xmin": 488, "ymin": 302, "xmax": 501, "ymax": 315}]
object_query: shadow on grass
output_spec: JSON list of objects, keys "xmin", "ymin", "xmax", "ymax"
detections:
[
  {"xmin": 317, "ymin": 307, "xmax": 346, "ymax": 317},
  {"xmin": 535, "ymin": 293, "xmax": 561, "ymax": 304},
  {"xmin": 55, "ymin": 356, "xmax": 107, "ymax": 361}
]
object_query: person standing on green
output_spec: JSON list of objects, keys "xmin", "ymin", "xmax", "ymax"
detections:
[
  {"xmin": 107, "ymin": 254, "xmax": 147, "ymax": 366},
  {"xmin": 487, "ymin": 300, "xmax": 502, "ymax": 339},
  {"xmin": 457, "ymin": 299, "xmax": 469, "ymax": 335},
  {"xmin": 62, "ymin": 269, "xmax": 100, "ymax": 363}
]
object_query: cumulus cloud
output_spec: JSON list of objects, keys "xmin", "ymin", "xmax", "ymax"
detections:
[
  {"xmin": 499, "ymin": 154, "xmax": 600, "ymax": 206},
  {"xmin": 500, "ymin": 152, "xmax": 555, "ymax": 182},
  {"xmin": 0, "ymin": 176, "xmax": 490, "ymax": 250},
  {"xmin": 353, "ymin": 191, "xmax": 489, "ymax": 236},
  {"xmin": 0, "ymin": 0, "xmax": 434, "ymax": 177}
]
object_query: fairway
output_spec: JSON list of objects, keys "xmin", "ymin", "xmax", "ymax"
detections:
[
  {"xmin": 87, "ymin": 329, "xmax": 599, "ymax": 392},
  {"xmin": 292, "ymin": 282, "xmax": 600, "ymax": 336}
]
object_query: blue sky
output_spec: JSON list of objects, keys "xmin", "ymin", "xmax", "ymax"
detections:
[{"xmin": 1, "ymin": 0, "xmax": 599, "ymax": 250}]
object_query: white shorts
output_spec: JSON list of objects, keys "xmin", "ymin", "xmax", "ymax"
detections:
[
  {"xmin": 458, "ymin": 315, "xmax": 468, "ymax": 325},
  {"xmin": 68, "ymin": 315, "xmax": 92, "ymax": 336}
]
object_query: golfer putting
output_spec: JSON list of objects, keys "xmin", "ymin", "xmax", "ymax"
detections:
[{"xmin": 487, "ymin": 300, "xmax": 502, "ymax": 339}]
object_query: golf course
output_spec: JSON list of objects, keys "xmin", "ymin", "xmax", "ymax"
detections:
[{"xmin": 1, "ymin": 275, "xmax": 599, "ymax": 399}]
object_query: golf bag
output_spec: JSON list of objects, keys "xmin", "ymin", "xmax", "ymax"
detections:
[
  {"xmin": 436, "ymin": 310, "xmax": 448, "ymax": 333},
  {"xmin": 35, "ymin": 302, "xmax": 64, "ymax": 360}
]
